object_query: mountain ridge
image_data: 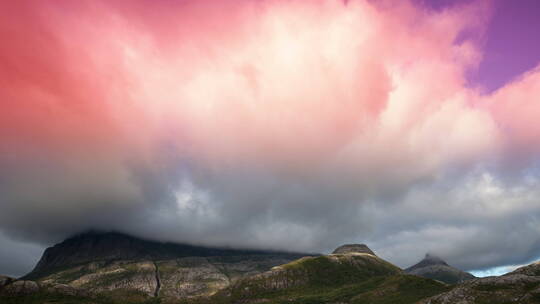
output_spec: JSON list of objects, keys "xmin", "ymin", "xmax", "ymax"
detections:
[
  {"xmin": 3, "ymin": 235, "xmax": 540, "ymax": 304},
  {"xmin": 16, "ymin": 231, "xmax": 313, "ymax": 300}
]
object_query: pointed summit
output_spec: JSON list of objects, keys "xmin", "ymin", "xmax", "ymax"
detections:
[
  {"xmin": 405, "ymin": 253, "xmax": 475, "ymax": 284},
  {"xmin": 332, "ymin": 244, "xmax": 376, "ymax": 256}
]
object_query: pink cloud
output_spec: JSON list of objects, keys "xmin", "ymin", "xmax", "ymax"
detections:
[
  {"xmin": 0, "ymin": 0, "xmax": 536, "ymax": 190},
  {"xmin": 488, "ymin": 65, "xmax": 540, "ymax": 161}
]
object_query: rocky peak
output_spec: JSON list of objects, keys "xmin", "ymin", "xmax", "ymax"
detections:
[{"xmin": 332, "ymin": 244, "xmax": 376, "ymax": 256}]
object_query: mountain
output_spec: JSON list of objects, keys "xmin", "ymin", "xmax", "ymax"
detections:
[
  {"xmin": 26, "ymin": 231, "xmax": 304, "ymax": 280},
  {"xmin": 405, "ymin": 254, "xmax": 476, "ymax": 284},
  {"xmin": 205, "ymin": 244, "xmax": 450, "ymax": 304},
  {"xmin": 18, "ymin": 231, "xmax": 310, "ymax": 300}
]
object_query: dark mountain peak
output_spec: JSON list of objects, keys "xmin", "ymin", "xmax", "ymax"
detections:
[
  {"xmin": 405, "ymin": 253, "xmax": 475, "ymax": 284},
  {"xmin": 406, "ymin": 253, "xmax": 449, "ymax": 272},
  {"xmin": 25, "ymin": 230, "xmax": 308, "ymax": 280},
  {"xmin": 332, "ymin": 244, "xmax": 376, "ymax": 256}
]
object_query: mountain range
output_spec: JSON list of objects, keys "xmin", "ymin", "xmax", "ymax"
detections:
[{"xmin": 1, "ymin": 231, "xmax": 539, "ymax": 304}]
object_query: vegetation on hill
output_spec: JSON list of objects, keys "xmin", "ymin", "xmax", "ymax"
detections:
[{"xmin": 186, "ymin": 254, "xmax": 449, "ymax": 304}]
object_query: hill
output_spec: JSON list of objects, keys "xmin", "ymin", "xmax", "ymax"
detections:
[{"xmin": 203, "ymin": 245, "xmax": 450, "ymax": 304}]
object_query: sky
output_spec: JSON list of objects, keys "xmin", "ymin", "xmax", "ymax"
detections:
[{"xmin": 1, "ymin": 0, "xmax": 540, "ymax": 278}]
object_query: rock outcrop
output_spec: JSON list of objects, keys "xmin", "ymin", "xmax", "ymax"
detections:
[
  {"xmin": 0, "ymin": 277, "xmax": 89, "ymax": 297},
  {"xmin": 0, "ymin": 275, "xmax": 14, "ymax": 289},
  {"xmin": 55, "ymin": 260, "xmax": 159, "ymax": 296},
  {"xmin": 406, "ymin": 254, "xmax": 475, "ymax": 284},
  {"xmin": 1, "ymin": 280, "xmax": 40, "ymax": 295},
  {"xmin": 46, "ymin": 283, "xmax": 89, "ymax": 297},
  {"xmin": 332, "ymin": 244, "xmax": 376, "ymax": 255}
]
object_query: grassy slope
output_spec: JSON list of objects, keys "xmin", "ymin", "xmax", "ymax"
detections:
[
  {"xmin": 185, "ymin": 255, "xmax": 450, "ymax": 304},
  {"xmin": 183, "ymin": 275, "xmax": 449, "ymax": 304}
]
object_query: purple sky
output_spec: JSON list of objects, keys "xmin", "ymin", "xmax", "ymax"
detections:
[{"xmin": 423, "ymin": 0, "xmax": 540, "ymax": 91}]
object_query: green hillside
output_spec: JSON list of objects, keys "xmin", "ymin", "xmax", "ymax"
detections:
[{"xmin": 194, "ymin": 254, "xmax": 449, "ymax": 304}]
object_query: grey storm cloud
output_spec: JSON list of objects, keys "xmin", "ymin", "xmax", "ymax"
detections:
[
  {"xmin": 0, "ymin": 232, "xmax": 43, "ymax": 278},
  {"xmin": 2, "ymin": 152, "xmax": 540, "ymax": 277}
]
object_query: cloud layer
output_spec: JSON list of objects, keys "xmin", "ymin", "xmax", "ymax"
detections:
[{"xmin": 1, "ymin": 0, "xmax": 539, "ymax": 276}]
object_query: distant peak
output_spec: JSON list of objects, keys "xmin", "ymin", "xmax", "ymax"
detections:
[
  {"xmin": 405, "ymin": 253, "xmax": 450, "ymax": 273},
  {"xmin": 332, "ymin": 244, "xmax": 376, "ymax": 256},
  {"xmin": 405, "ymin": 253, "xmax": 475, "ymax": 284}
]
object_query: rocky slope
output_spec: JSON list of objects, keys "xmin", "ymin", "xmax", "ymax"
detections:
[
  {"xmin": 20, "ymin": 231, "xmax": 309, "ymax": 300},
  {"xmin": 406, "ymin": 254, "xmax": 476, "ymax": 284},
  {"xmin": 0, "ymin": 275, "xmax": 89, "ymax": 300},
  {"xmin": 421, "ymin": 262, "xmax": 540, "ymax": 304}
]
